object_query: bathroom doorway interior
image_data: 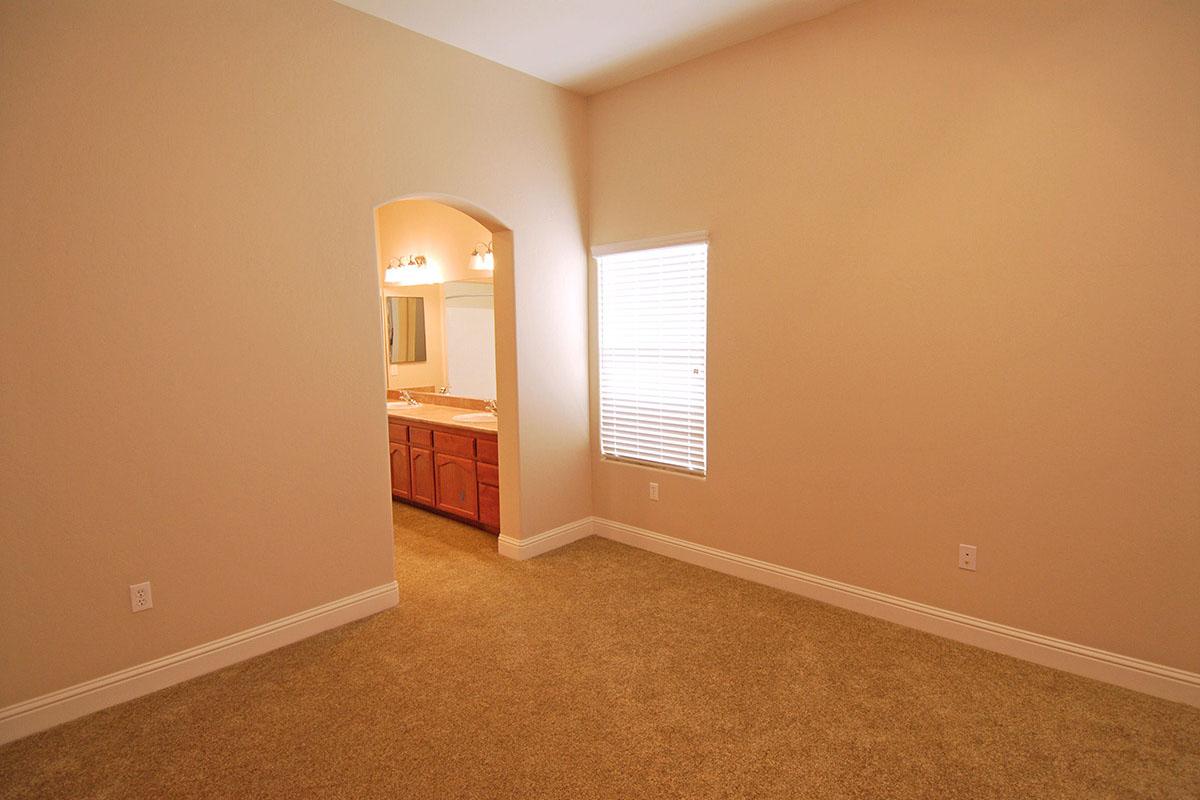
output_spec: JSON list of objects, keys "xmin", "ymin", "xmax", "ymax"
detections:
[{"xmin": 374, "ymin": 197, "xmax": 512, "ymax": 542}]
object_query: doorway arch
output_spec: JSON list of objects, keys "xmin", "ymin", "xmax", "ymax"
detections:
[{"xmin": 373, "ymin": 193, "xmax": 522, "ymax": 547}]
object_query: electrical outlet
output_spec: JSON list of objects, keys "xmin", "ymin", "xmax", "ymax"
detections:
[
  {"xmin": 649, "ymin": 482, "xmax": 659, "ymax": 501},
  {"xmin": 958, "ymin": 544, "xmax": 977, "ymax": 572},
  {"xmin": 130, "ymin": 581, "xmax": 153, "ymax": 612}
]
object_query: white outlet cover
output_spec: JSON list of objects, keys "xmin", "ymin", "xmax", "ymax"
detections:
[
  {"xmin": 130, "ymin": 581, "xmax": 153, "ymax": 612},
  {"xmin": 958, "ymin": 544, "xmax": 977, "ymax": 572}
]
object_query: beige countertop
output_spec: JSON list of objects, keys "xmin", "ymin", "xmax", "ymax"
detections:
[{"xmin": 386, "ymin": 403, "xmax": 498, "ymax": 434}]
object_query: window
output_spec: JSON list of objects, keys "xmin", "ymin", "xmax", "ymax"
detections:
[{"xmin": 596, "ymin": 238, "xmax": 707, "ymax": 475}]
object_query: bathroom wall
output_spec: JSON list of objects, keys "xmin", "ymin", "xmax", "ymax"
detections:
[
  {"xmin": 375, "ymin": 199, "xmax": 492, "ymax": 286},
  {"xmin": 0, "ymin": 0, "xmax": 591, "ymax": 709},
  {"xmin": 588, "ymin": 0, "xmax": 1200, "ymax": 673}
]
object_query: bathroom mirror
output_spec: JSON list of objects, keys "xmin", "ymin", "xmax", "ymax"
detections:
[
  {"xmin": 443, "ymin": 281, "xmax": 496, "ymax": 399},
  {"xmin": 386, "ymin": 296, "xmax": 427, "ymax": 364}
]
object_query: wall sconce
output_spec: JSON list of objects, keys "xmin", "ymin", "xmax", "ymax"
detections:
[
  {"xmin": 469, "ymin": 241, "xmax": 494, "ymax": 271},
  {"xmin": 384, "ymin": 254, "xmax": 429, "ymax": 285}
]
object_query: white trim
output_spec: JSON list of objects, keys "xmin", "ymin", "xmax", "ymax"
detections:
[
  {"xmin": 498, "ymin": 517, "xmax": 594, "ymax": 560},
  {"xmin": 591, "ymin": 518, "xmax": 1200, "ymax": 708},
  {"xmin": 0, "ymin": 581, "xmax": 399, "ymax": 745},
  {"xmin": 590, "ymin": 230, "xmax": 708, "ymax": 259}
]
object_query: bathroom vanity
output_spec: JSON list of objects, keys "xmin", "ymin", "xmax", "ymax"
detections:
[{"xmin": 386, "ymin": 405, "xmax": 499, "ymax": 533}]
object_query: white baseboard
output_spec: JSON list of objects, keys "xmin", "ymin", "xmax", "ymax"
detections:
[
  {"xmin": 0, "ymin": 581, "xmax": 399, "ymax": 745},
  {"xmin": 498, "ymin": 517, "xmax": 594, "ymax": 560},
  {"xmin": 592, "ymin": 518, "xmax": 1200, "ymax": 708}
]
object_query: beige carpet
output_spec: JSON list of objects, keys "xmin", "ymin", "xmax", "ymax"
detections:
[{"xmin": 2, "ymin": 504, "xmax": 1198, "ymax": 799}]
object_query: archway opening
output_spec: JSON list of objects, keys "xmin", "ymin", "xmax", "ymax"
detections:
[{"xmin": 372, "ymin": 195, "xmax": 520, "ymax": 553}]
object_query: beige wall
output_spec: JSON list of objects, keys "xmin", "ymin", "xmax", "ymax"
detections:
[
  {"xmin": 588, "ymin": 0, "xmax": 1200, "ymax": 672},
  {"xmin": 375, "ymin": 199, "xmax": 493, "ymax": 391},
  {"xmin": 0, "ymin": 0, "xmax": 591, "ymax": 707}
]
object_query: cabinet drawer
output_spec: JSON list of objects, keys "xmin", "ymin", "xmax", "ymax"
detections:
[
  {"xmin": 434, "ymin": 430, "xmax": 475, "ymax": 458},
  {"xmin": 477, "ymin": 462, "xmax": 499, "ymax": 487},
  {"xmin": 409, "ymin": 426, "xmax": 433, "ymax": 447},
  {"xmin": 476, "ymin": 438, "xmax": 498, "ymax": 465},
  {"xmin": 387, "ymin": 421, "xmax": 408, "ymax": 444}
]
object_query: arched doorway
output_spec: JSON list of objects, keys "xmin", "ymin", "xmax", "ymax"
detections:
[{"xmin": 372, "ymin": 194, "xmax": 521, "ymax": 551}]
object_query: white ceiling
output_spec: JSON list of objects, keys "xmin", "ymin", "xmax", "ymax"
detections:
[{"xmin": 335, "ymin": 0, "xmax": 862, "ymax": 95}]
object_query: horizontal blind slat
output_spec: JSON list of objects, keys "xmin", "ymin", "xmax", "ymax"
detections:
[{"xmin": 598, "ymin": 242, "xmax": 707, "ymax": 476}]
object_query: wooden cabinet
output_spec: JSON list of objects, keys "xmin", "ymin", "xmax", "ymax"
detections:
[
  {"xmin": 434, "ymin": 430, "xmax": 475, "ymax": 458},
  {"xmin": 477, "ymin": 460, "xmax": 500, "ymax": 528},
  {"xmin": 435, "ymin": 453, "xmax": 478, "ymax": 519},
  {"xmin": 479, "ymin": 484, "xmax": 500, "ymax": 528},
  {"xmin": 389, "ymin": 441, "xmax": 411, "ymax": 499},
  {"xmin": 476, "ymin": 462, "xmax": 498, "ymax": 487},
  {"xmin": 409, "ymin": 446, "xmax": 436, "ymax": 507},
  {"xmin": 388, "ymin": 414, "xmax": 499, "ymax": 533},
  {"xmin": 477, "ymin": 438, "xmax": 498, "ymax": 465}
]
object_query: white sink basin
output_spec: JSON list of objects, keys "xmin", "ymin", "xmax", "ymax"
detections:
[
  {"xmin": 386, "ymin": 401, "xmax": 421, "ymax": 411},
  {"xmin": 452, "ymin": 412, "xmax": 497, "ymax": 422}
]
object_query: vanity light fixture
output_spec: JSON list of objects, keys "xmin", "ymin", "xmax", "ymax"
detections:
[
  {"xmin": 469, "ymin": 241, "xmax": 494, "ymax": 271},
  {"xmin": 384, "ymin": 254, "xmax": 428, "ymax": 284}
]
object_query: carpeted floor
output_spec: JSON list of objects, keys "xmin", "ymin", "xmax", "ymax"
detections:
[{"xmin": 2, "ymin": 504, "xmax": 1198, "ymax": 799}]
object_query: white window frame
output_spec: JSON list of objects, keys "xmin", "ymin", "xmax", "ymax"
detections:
[{"xmin": 593, "ymin": 232, "xmax": 708, "ymax": 476}]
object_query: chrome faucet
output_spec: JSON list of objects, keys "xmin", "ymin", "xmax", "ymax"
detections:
[
  {"xmin": 398, "ymin": 390, "xmax": 419, "ymax": 406},
  {"xmin": 484, "ymin": 399, "xmax": 498, "ymax": 415}
]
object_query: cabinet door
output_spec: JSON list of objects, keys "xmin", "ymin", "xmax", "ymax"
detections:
[
  {"xmin": 390, "ymin": 442, "xmax": 411, "ymax": 499},
  {"xmin": 479, "ymin": 484, "xmax": 500, "ymax": 529},
  {"xmin": 409, "ymin": 446, "xmax": 436, "ymax": 507},
  {"xmin": 435, "ymin": 453, "xmax": 478, "ymax": 520}
]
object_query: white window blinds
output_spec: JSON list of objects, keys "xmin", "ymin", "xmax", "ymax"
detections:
[{"xmin": 597, "ymin": 241, "xmax": 707, "ymax": 475}]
